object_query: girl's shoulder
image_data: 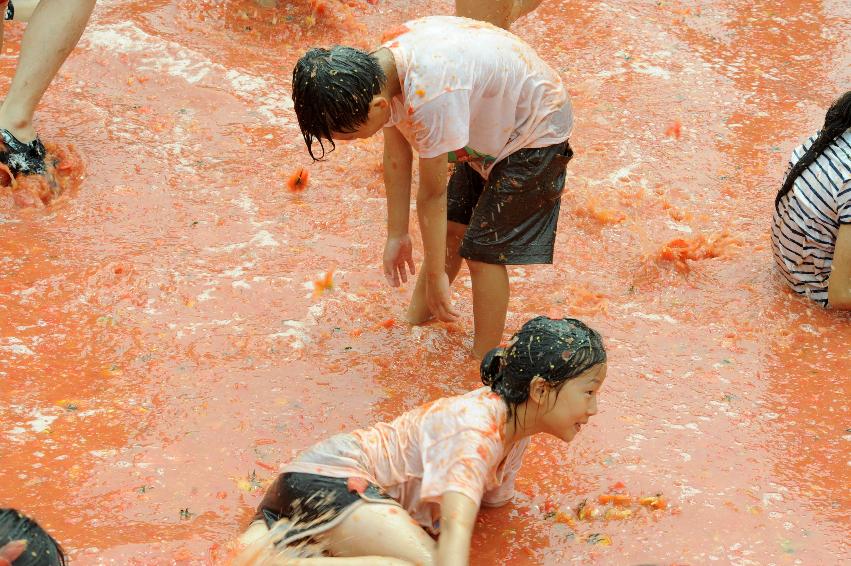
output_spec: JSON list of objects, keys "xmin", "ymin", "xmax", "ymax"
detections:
[
  {"xmin": 835, "ymin": 130, "xmax": 851, "ymax": 166},
  {"xmin": 415, "ymin": 387, "xmax": 506, "ymax": 439},
  {"xmin": 421, "ymin": 386, "xmax": 503, "ymax": 414},
  {"xmin": 794, "ymin": 129, "xmax": 851, "ymax": 164},
  {"xmin": 792, "ymin": 132, "xmax": 819, "ymax": 161}
]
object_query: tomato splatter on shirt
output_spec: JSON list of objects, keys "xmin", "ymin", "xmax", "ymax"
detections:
[{"xmin": 283, "ymin": 387, "xmax": 529, "ymax": 532}]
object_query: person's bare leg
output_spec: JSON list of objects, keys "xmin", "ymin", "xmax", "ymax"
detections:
[
  {"xmin": 455, "ymin": 0, "xmax": 544, "ymax": 29},
  {"xmin": 509, "ymin": 0, "xmax": 544, "ymax": 23},
  {"xmin": 407, "ymin": 220, "xmax": 467, "ymax": 325},
  {"xmin": 455, "ymin": 0, "xmax": 513, "ymax": 28},
  {"xmin": 467, "ymin": 260, "xmax": 509, "ymax": 359},
  {"xmin": 321, "ymin": 504, "xmax": 435, "ymax": 564},
  {"xmin": 274, "ymin": 559, "xmax": 413, "ymax": 565},
  {"xmin": 234, "ymin": 518, "xmax": 417, "ymax": 566},
  {"xmin": 0, "ymin": 0, "xmax": 96, "ymax": 142}
]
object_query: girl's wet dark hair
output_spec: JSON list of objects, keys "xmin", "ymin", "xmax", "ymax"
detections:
[
  {"xmin": 481, "ymin": 316, "xmax": 606, "ymax": 421},
  {"xmin": 292, "ymin": 46, "xmax": 387, "ymax": 161},
  {"xmin": 776, "ymin": 90, "xmax": 851, "ymax": 208},
  {"xmin": 0, "ymin": 509, "xmax": 65, "ymax": 566}
]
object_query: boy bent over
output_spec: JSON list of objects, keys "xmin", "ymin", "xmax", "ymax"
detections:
[{"xmin": 292, "ymin": 16, "xmax": 573, "ymax": 358}]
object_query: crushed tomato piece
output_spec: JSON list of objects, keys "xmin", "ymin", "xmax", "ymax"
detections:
[{"xmin": 286, "ymin": 167, "xmax": 309, "ymax": 192}]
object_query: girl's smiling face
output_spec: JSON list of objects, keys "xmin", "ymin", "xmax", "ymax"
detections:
[{"xmin": 539, "ymin": 363, "xmax": 607, "ymax": 442}]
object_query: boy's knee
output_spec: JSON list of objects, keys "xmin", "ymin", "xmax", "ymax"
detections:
[
  {"xmin": 447, "ymin": 221, "xmax": 467, "ymax": 240},
  {"xmin": 466, "ymin": 258, "xmax": 504, "ymax": 273}
]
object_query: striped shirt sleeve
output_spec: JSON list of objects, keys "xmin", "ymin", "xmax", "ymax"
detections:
[
  {"xmin": 837, "ymin": 131, "xmax": 851, "ymax": 224},
  {"xmin": 838, "ymin": 179, "xmax": 851, "ymax": 224}
]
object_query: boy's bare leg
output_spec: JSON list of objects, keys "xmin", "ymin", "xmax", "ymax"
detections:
[
  {"xmin": 455, "ymin": 0, "xmax": 513, "ymax": 28},
  {"xmin": 510, "ymin": 0, "xmax": 545, "ymax": 22},
  {"xmin": 455, "ymin": 0, "xmax": 544, "ymax": 29},
  {"xmin": 0, "ymin": 0, "xmax": 96, "ymax": 142},
  {"xmin": 467, "ymin": 259, "xmax": 509, "ymax": 359},
  {"xmin": 406, "ymin": 221, "xmax": 466, "ymax": 325}
]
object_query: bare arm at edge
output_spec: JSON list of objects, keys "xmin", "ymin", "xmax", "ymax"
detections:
[{"xmin": 827, "ymin": 223, "xmax": 851, "ymax": 309}]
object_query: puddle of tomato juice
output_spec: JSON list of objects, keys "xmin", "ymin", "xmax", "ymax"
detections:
[{"xmin": 1, "ymin": 0, "xmax": 848, "ymax": 564}]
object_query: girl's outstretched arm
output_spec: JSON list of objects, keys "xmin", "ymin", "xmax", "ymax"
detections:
[
  {"xmin": 828, "ymin": 223, "xmax": 851, "ymax": 309},
  {"xmin": 437, "ymin": 491, "xmax": 479, "ymax": 566}
]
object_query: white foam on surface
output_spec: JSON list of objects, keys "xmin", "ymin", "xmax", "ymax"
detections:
[{"xmin": 84, "ymin": 22, "xmax": 294, "ymax": 126}]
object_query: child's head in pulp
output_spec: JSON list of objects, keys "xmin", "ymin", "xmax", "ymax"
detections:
[
  {"xmin": 481, "ymin": 316, "xmax": 607, "ymax": 442},
  {"xmin": 292, "ymin": 46, "xmax": 390, "ymax": 160}
]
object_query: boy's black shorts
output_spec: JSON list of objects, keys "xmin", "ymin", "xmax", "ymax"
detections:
[{"xmin": 447, "ymin": 140, "xmax": 573, "ymax": 265}]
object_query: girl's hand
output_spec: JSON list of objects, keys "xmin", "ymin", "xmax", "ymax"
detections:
[{"xmin": 383, "ymin": 234, "xmax": 416, "ymax": 287}]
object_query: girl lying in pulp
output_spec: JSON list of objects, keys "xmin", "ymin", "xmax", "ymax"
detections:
[{"xmin": 237, "ymin": 316, "xmax": 607, "ymax": 566}]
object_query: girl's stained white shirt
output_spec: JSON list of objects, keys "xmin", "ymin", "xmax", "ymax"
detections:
[{"xmin": 282, "ymin": 387, "xmax": 530, "ymax": 532}]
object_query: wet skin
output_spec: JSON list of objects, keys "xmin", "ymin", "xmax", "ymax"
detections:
[{"xmin": 0, "ymin": 0, "xmax": 849, "ymax": 563}]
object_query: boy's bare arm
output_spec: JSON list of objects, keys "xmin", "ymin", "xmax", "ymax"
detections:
[
  {"xmin": 384, "ymin": 126, "xmax": 413, "ymax": 237},
  {"xmin": 418, "ymin": 154, "xmax": 460, "ymax": 321},
  {"xmin": 382, "ymin": 126, "xmax": 416, "ymax": 286}
]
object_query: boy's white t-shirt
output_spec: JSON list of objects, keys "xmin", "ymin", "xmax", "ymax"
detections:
[{"xmin": 382, "ymin": 16, "xmax": 573, "ymax": 178}]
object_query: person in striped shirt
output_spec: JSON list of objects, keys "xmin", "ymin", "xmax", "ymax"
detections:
[{"xmin": 771, "ymin": 90, "xmax": 851, "ymax": 309}]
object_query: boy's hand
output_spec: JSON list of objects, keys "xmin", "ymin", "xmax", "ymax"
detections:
[
  {"xmin": 383, "ymin": 234, "xmax": 416, "ymax": 286},
  {"xmin": 426, "ymin": 272, "xmax": 459, "ymax": 322}
]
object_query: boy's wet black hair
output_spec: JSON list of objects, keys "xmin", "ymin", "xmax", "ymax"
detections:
[
  {"xmin": 481, "ymin": 316, "xmax": 606, "ymax": 422},
  {"xmin": 776, "ymin": 90, "xmax": 851, "ymax": 208},
  {"xmin": 0, "ymin": 509, "xmax": 65, "ymax": 565},
  {"xmin": 292, "ymin": 46, "xmax": 387, "ymax": 161}
]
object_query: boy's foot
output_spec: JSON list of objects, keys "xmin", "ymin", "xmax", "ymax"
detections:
[{"xmin": 0, "ymin": 128, "xmax": 47, "ymax": 175}]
